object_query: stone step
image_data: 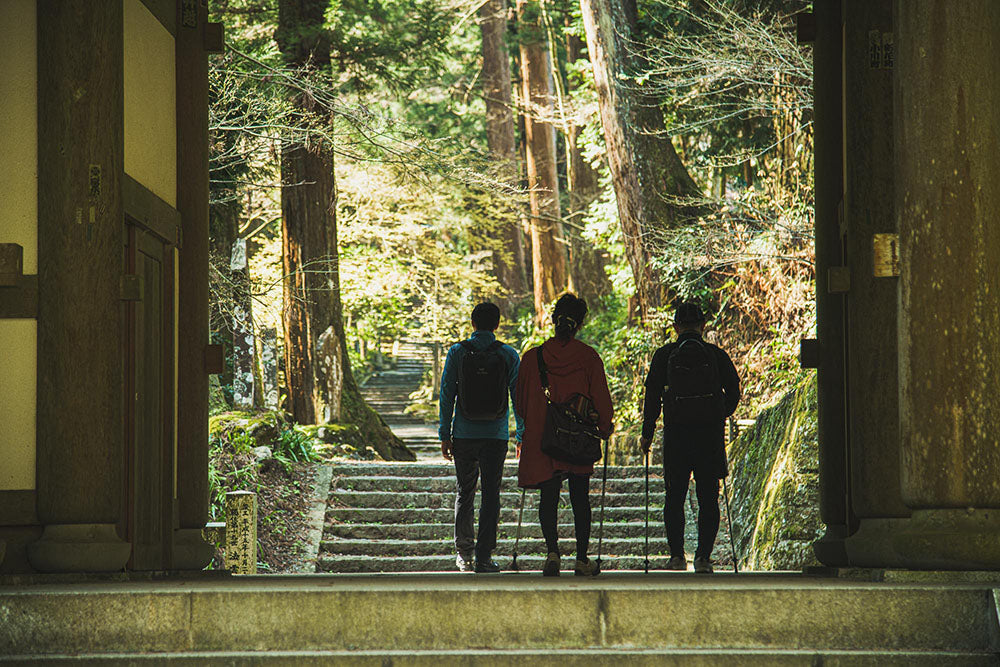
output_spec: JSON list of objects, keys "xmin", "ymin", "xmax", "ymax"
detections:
[
  {"xmin": 332, "ymin": 475, "xmax": 668, "ymax": 494},
  {"xmin": 2, "ymin": 576, "xmax": 996, "ymax": 657},
  {"xmin": 323, "ymin": 522, "xmax": 675, "ymax": 541},
  {"xmin": 316, "ymin": 554, "xmax": 701, "ymax": 573},
  {"xmin": 8, "ymin": 649, "xmax": 993, "ymax": 665},
  {"xmin": 330, "ymin": 463, "xmax": 644, "ymax": 478},
  {"xmin": 328, "ymin": 506, "xmax": 686, "ymax": 524},
  {"xmin": 327, "ymin": 490, "xmax": 671, "ymax": 510},
  {"xmin": 320, "ymin": 537, "xmax": 678, "ymax": 557}
]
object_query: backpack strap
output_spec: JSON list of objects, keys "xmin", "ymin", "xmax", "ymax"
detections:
[
  {"xmin": 459, "ymin": 340, "xmax": 476, "ymax": 354},
  {"xmin": 536, "ymin": 347, "xmax": 551, "ymax": 399}
]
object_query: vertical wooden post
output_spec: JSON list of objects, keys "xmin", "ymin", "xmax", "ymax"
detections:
[
  {"xmin": 841, "ymin": 0, "xmax": 911, "ymax": 568},
  {"xmin": 28, "ymin": 0, "xmax": 131, "ymax": 573},
  {"xmin": 173, "ymin": 0, "xmax": 215, "ymax": 569},
  {"xmin": 893, "ymin": 0, "xmax": 1000, "ymax": 569},
  {"xmin": 810, "ymin": 0, "xmax": 853, "ymax": 567},
  {"xmin": 224, "ymin": 490, "xmax": 257, "ymax": 574}
]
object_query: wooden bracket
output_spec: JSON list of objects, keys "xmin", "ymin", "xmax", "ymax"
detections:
[
  {"xmin": 204, "ymin": 22, "xmax": 224, "ymax": 53},
  {"xmin": 799, "ymin": 338, "xmax": 821, "ymax": 369},
  {"xmin": 0, "ymin": 244, "xmax": 24, "ymax": 287},
  {"xmin": 204, "ymin": 343, "xmax": 225, "ymax": 375},
  {"xmin": 828, "ymin": 266, "xmax": 851, "ymax": 293},
  {"xmin": 796, "ymin": 12, "xmax": 816, "ymax": 45}
]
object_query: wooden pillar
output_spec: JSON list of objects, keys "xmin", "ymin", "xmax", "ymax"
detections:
[
  {"xmin": 893, "ymin": 0, "xmax": 1000, "ymax": 569},
  {"xmin": 28, "ymin": 0, "xmax": 131, "ymax": 572},
  {"xmin": 810, "ymin": 0, "xmax": 853, "ymax": 567},
  {"xmin": 173, "ymin": 0, "xmax": 215, "ymax": 569},
  {"xmin": 841, "ymin": 0, "xmax": 911, "ymax": 567}
]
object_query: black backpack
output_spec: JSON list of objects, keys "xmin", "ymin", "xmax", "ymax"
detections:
[
  {"xmin": 456, "ymin": 340, "xmax": 508, "ymax": 421},
  {"xmin": 663, "ymin": 338, "xmax": 725, "ymax": 425}
]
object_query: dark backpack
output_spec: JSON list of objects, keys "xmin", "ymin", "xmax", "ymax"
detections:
[
  {"xmin": 456, "ymin": 340, "xmax": 508, "ymax": 421},
  {"xmin": 663, "ymin": 338, "xmax": 725, "ymax": 425}
]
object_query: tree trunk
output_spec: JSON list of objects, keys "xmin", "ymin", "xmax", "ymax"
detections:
[
  {"xmin": 480, "ymin": 0, "xmax": 528, "ymax": 310},
  {"xmin": 580, "ymin": 0, "xmax": 702, "ymax": 321},
  {"xmin": 564, "ymin": 32, "xmax": 611, "ymax": 306},
  {"xmin": 279, "ymin": 141, "xmax": 330, "ymax": 425},
  {"xmin": 276, "ymin": 0, "xmax": 412, "ymax": 459},
  {"xmin": 208, "ymin": 200, "xmax": 239, "ymax": 408},
  {"xmin": 518, "ymin": 0, "xmax": 568, "ymax": 324}
]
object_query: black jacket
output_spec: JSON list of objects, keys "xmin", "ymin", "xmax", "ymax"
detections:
[{"xmin": 641, "ymin": 332, "xmax": 741, "ymax": 477}]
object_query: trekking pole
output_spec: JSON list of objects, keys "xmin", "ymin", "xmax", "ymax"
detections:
[
  {"xmin": 722, "ymin": 475, "xmax": 740, "ymax": 574},
  {"xmin": 643, "ymin": 448, "xmax": 650, "ymax": 574},
  {"xmin": 511, "ymin": 488, "xmax": 526, "ymax": 571},
  {"xmin": 596, "ymin": 438, "xmax": 609, "ymax": 574}
]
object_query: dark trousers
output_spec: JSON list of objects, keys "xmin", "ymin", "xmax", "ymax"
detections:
[
  {"xmin": 664, "ymin": 463, "xmax": 720, "ymax": 560},
  {"xmin": 453, "ymin": 438, "xmax": 508, "ymax": 561},
  {"xmin": 538, "ymin": 474, "xmax": 591, "ymax": 560}
]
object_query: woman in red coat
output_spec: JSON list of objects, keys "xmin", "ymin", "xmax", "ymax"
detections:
[{"xmin": 515, "ymin": 293, "xmax": 614, "ymax": 576}]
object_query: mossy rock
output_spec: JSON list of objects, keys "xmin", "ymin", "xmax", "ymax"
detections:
[
  {"xmin": 727, "ymin": 375, "xmax": 823, "ymax": 571},
  {"xmin": 209, "ymin": 411, "xmax": 291, "ymax": 451}
]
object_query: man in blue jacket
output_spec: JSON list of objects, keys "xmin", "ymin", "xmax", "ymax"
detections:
[{"xmin": 439, "ymin": 302, "xmax": 523, "ymax": 573}]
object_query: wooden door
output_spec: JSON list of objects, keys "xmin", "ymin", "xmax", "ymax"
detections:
[{"xmin": 124, "ymin": 223, "xmax": 174, "ymax": 570}]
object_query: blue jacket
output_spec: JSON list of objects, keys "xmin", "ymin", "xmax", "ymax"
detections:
[{"xmin": 438, "ymin": 330, "xmax": 524, "ymax": 442}]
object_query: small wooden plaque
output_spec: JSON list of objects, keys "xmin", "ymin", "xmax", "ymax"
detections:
[
  {"xmin": 0, "ymin": 244, "xmax": 24, "ymax": 287},
  {"xmin": 873, "ymin": 233, "xmax": 900, "ymax": 277}
]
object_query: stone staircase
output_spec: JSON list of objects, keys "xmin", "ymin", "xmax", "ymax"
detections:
[
  {"xmin": 335, "ymin": 339, "xmax": 736, "ymax": 573},
  {"xmin": 360, "ymin": 339, "xmax": 440, "ymax": 459},
  {"xmin": 318, "ymin": 460, "xmax": 736, "ymax": 573}
]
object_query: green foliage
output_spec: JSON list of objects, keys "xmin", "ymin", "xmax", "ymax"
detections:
[{"xmin": 275, "ymin": 426, "xmax": 321, "ymax": 464}]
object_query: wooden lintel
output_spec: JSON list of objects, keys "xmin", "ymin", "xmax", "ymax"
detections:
[
  {"xmin": 0, "ymin": 244, "xmax": 24, "ymax": 287},
  {"xmin": 123, "ymin": 173, "xmax": 182, "ymax": 247},
  {"xmin": 0, "ymin": 275, "xmax": 38, "ymax": 319},
  {"xmin": 204, "ymin": 22, "xmax": 224, "ymax": 53},
  {"xmin": 796, "ymin": 12, "xmax": 816, "ymax": 45}
]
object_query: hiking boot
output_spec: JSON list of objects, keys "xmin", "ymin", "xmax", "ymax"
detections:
[
  {"xmin": 665, "ymin": 555, "xmax": 687, "ymax": 571},
  {"xmin": 694, "ymin": 557, "xmax": 714, "ymax": 574},
  {"xmin": 456, "ymin": 552, "xmax": 475, "ymax": 572},
  {"xmin": 474, "ymin": 559, "xmax": 500, "ymax": 573},
  {"xmin": 574, "ymin": 557, "xmax": 600, "ymax": 577},
  {"xmin": 542, "ymin": 552, "xmax": 561, "ymax": 577}
]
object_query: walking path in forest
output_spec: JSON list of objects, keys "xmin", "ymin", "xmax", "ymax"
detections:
[{"xmin": 317, "ymin": 340, "xmax": 734, "ymax": 573}]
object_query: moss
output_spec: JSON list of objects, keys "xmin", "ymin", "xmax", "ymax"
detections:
[{"xmin": 727, "ymin": 374, "xmax": 823, "ymax": 571}]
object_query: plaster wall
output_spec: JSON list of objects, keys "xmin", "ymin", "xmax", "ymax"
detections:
[
  {"xmin": 0, "ymin": 0, "xmax": 38, "ymax": 492},
  {"xmin": 0, "ymin": 321, "xmax": 37, "ymax": 491},
  {"xmin": 124, "ymin": 0, "xmax": 176, "ymax": 207}
]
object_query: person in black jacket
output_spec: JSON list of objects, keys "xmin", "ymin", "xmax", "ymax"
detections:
[{"xmin": 640, "ymin": 302, "xmax": 740, "ymax": 574}]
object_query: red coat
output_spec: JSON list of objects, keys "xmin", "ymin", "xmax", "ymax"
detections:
[{"xmin": 515, "ymin": 337, "xmax": 614, "ymax": 488}]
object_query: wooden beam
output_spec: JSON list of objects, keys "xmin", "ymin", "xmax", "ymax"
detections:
[
  {"xmin": 0, "ymin": 244, "xmax": 24, "ymax": 287},
  {"xmin": 0, "ymin": 275, "xmax": 38, "ymax": 319},
  {"xmin": 123, "ymin": 173, "xmax": 182, "ymax": 247}
]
